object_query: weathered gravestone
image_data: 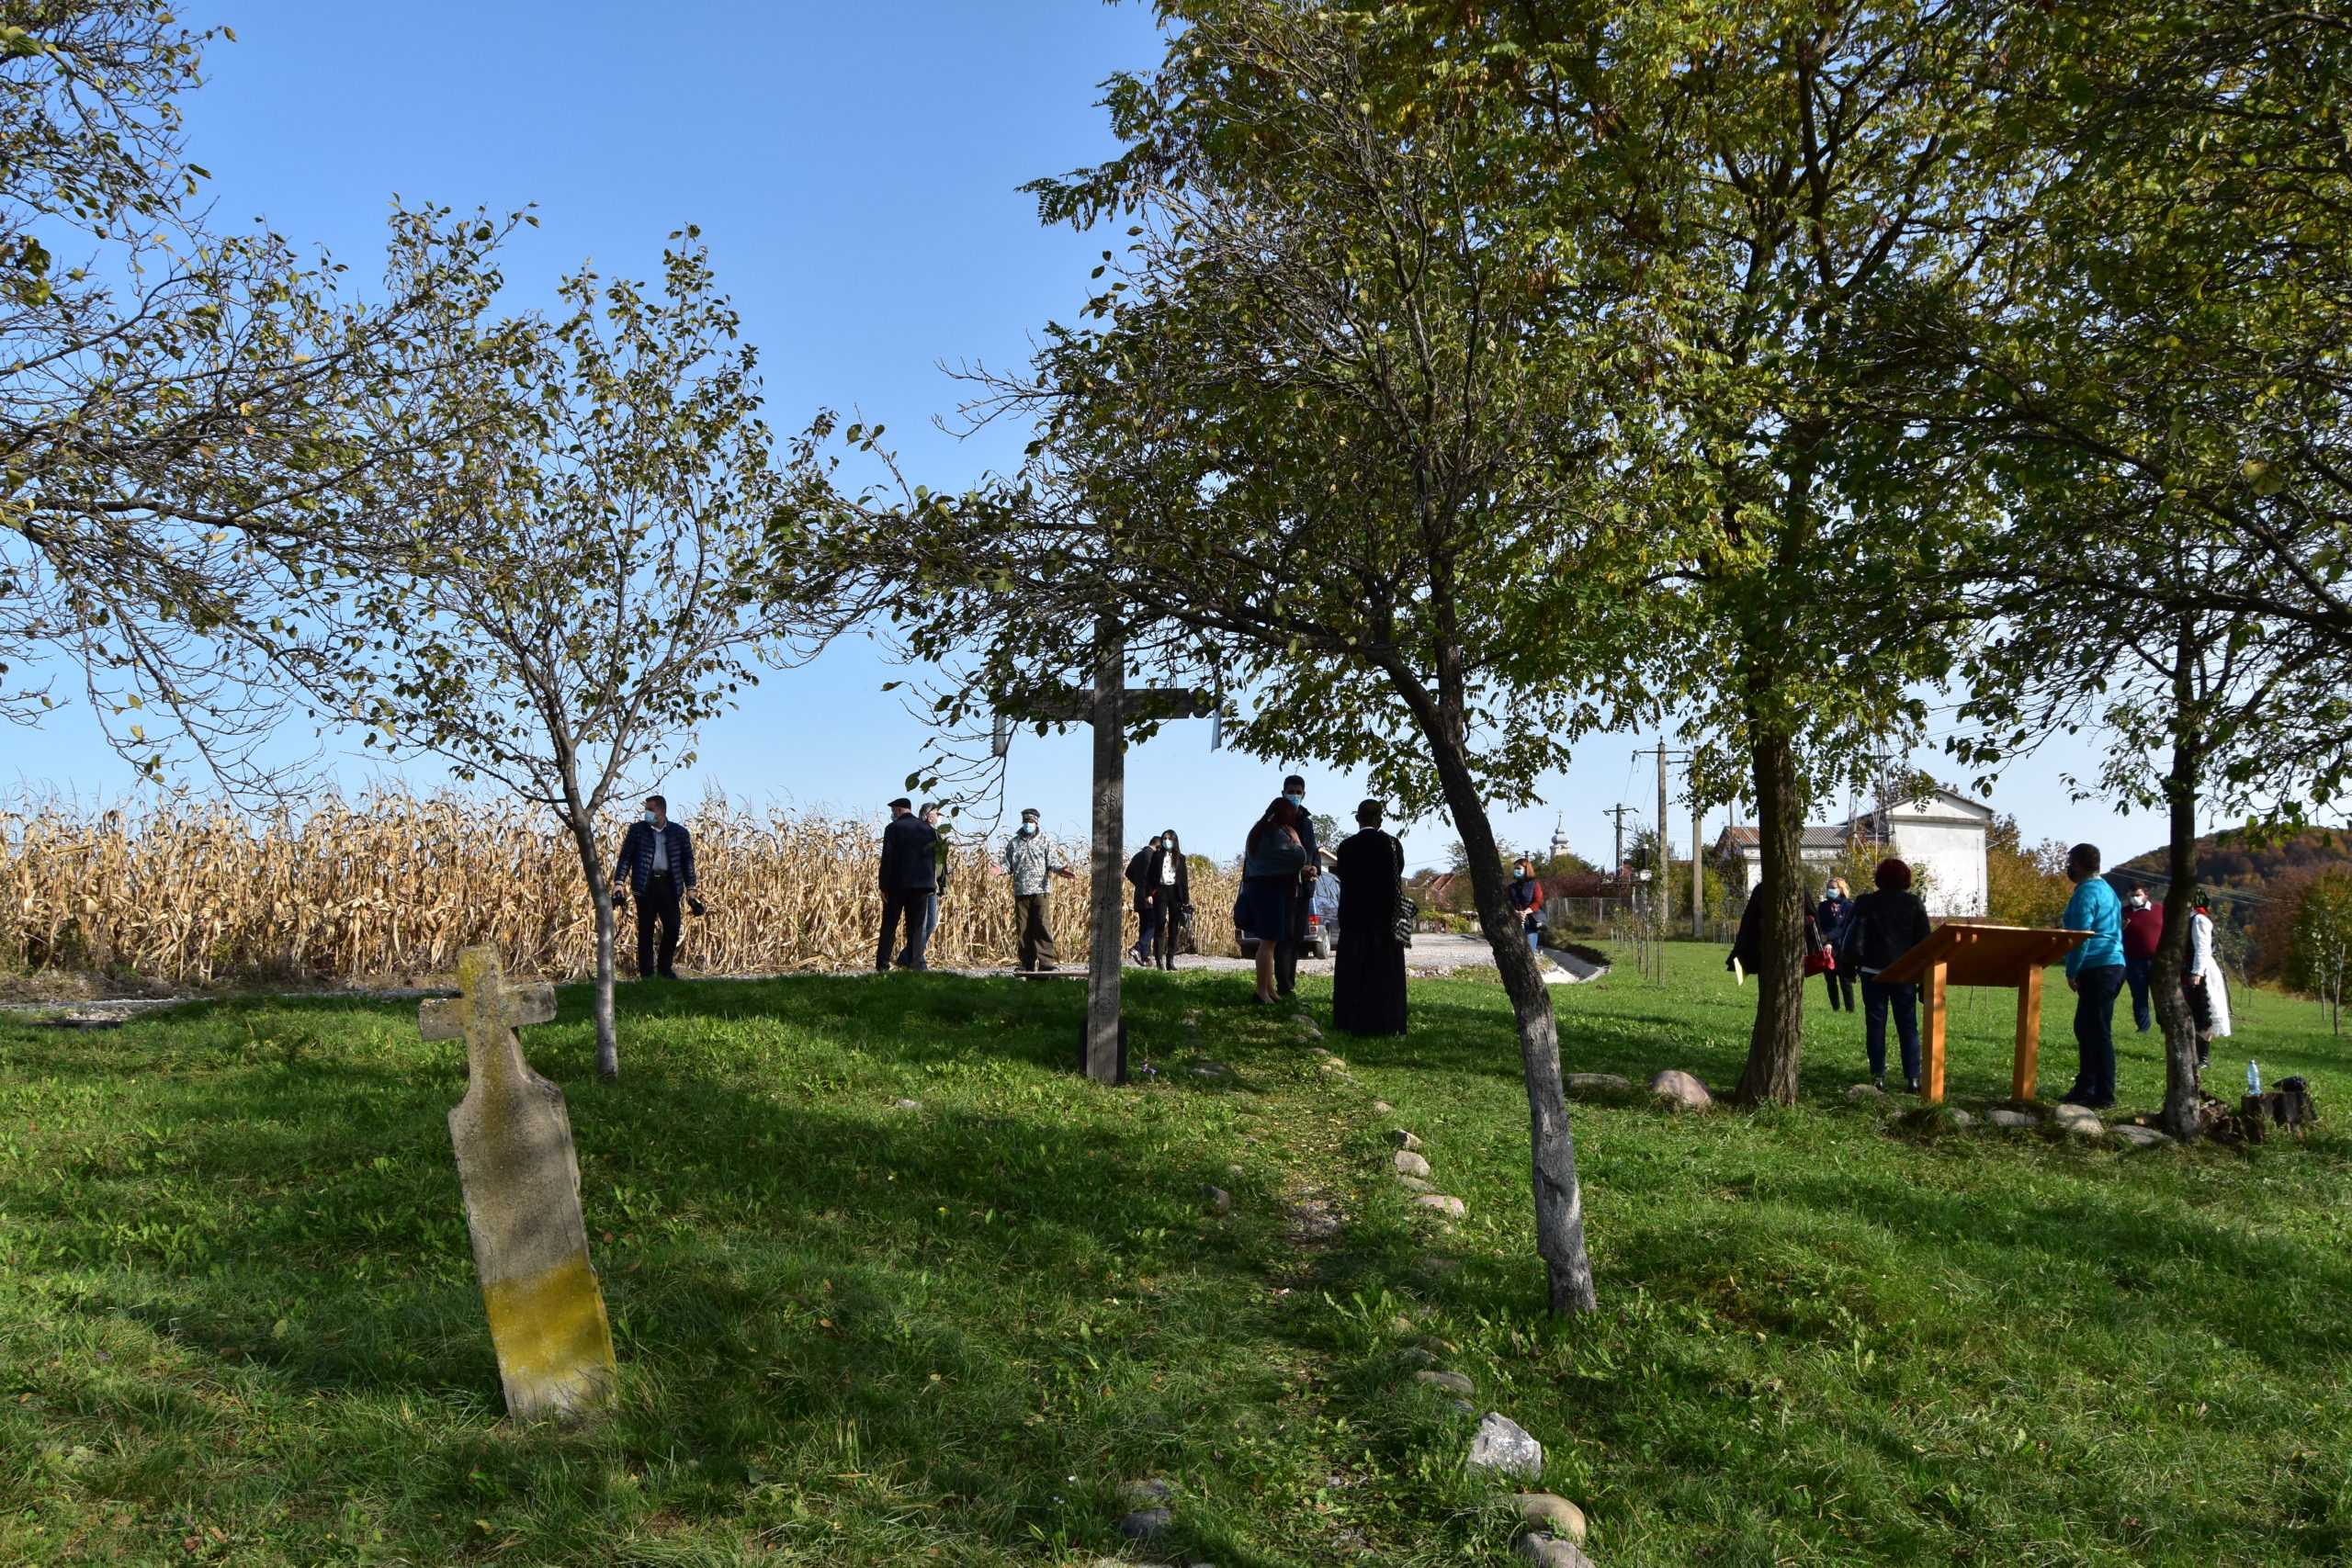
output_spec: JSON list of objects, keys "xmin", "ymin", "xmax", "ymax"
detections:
[{"xmin": 421, "ymin": 946, "xmax": 616, "ymax": 1420}]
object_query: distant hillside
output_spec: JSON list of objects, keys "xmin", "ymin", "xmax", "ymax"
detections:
[
  {"xmin": 2115, "ymin": 829, "xmax": 2352, "ymax": 979},
  {"xmin": 2115, "ymin": 829, "xmax": 2352, "ymax": 899}
]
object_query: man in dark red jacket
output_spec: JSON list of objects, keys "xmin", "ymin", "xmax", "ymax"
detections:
[{"xmin": 2120, "ymin": 883, "xmax": 2164, "ymax": 1033}]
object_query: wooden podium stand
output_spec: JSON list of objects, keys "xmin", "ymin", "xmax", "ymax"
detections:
[{"xmin": 1874, "ymin": 921, "xmax": 2092, "ymax": 1103}]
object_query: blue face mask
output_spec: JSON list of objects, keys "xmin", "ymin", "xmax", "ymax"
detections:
[
  {"xmin": 1019, "ymin": 822, "xmax": 1038, "ymax": 836},
  {"xmin": 1283, "ymin": 793, "xmax": 1304, "ymax": 807},
  {"xmin": 642, "ymin": 810, "xmax": 660, "ymax": 825}
]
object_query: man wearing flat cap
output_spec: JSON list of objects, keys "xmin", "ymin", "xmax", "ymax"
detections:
[
  {"xmin": 989, "ymin": 807, "xmax": 1074, "ymax": 971},
  {"xmin": 876, "ymin": 795, "xmax": 938, "ymax": 972}
]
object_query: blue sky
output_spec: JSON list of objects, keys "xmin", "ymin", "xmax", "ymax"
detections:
[{"xmin": 10, "ymin": 1, "xmax": 2165, "ymax": 868}]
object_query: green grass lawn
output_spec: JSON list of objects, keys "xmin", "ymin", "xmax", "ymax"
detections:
[{"xmin": 1, "ymin": 946, "xmax": 2346, "ymax": 1566}]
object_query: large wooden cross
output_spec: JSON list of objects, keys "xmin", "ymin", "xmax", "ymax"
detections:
[
  {"xmin": 996, "ymin": 616, "xmax": 1213, "ymax": 1085},
  {"xmin": 1875, "ymin": 921, "xmax": 2092, "ymax": 1102},
  {"xmin": 421, "ymin": 946, "xmax": 617, "ymax": 1419}
]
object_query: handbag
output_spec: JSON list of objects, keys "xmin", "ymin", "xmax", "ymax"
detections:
[
  {"xmin": 1803, "ymin": 945, "xmax": 1835, "ymax": 976},
  {"xmin": 1391, "ymin": 893, "xmax": 1419, "ymax": 947}
]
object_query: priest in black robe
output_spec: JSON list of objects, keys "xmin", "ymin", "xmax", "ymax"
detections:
[{"xmin": 1332, "ymin": 798, "xmax": 1408, "ymax": 1036}]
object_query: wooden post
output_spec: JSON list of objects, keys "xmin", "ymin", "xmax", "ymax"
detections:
[
  {"xmin": 2011, "ymin": 964, "xmax": 2043, "ymax": 1102},
  {"xmin": 1922, "ymin": 958, "xmax": 1949, "ymax": 1103},
  {"xmin": 1084, "ymin": 615, "xmax": 1127, "ymax": 1086}
]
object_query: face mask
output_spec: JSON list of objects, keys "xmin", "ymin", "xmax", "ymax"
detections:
[
  {"xmin": 642, "ymin": 810, "xmax": 659, "ymax": 825},
  {"xmin": 1159, "ymin": 839, "xmax": 1171, "ymax": 851},
  {"xmin": 1283, "ymin": 793, "xmax": 1304, "ymax": 807},
  {"xmin": 1020, "ymin": 822, "xmax": 1038, "ymax": 836}
]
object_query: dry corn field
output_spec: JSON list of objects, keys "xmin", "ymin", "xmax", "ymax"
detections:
[{"xmin": 2, "ymin": 791, "xmax": 1241, "ymax": 987}]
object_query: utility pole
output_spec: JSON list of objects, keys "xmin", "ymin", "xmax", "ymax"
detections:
[
  {"xmin": 1692, "ymin": 793, "xmax": 1704, "ymax": 941},
  {"xmin": 1606, "ymin": 804, "xmax": 1634, "ymax": 883},
  {"xmin": 1656, "ymin": 745, "xmax": 1671, "ymax": 928}
]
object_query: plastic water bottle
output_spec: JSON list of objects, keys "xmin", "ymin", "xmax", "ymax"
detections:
[{"xmin": 2247, "ymin": 1060, "xmax": 2262, "ymax": 1096}]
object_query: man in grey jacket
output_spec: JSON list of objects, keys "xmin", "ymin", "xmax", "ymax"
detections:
[{"xmin": 990, "ymin": 807, "xmax": 1074, "ymax": 971}]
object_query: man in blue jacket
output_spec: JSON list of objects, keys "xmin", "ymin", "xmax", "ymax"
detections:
[
  {"xmin": 612, "ymin": 795, "xmax": 697, "ymax": 980},
  {"xmin": 2058, "ymin": 843, "xmax": 2127, "ymax": 1108},
  {"xmin": 876, "ymin": 796, "xmax": 938, "ymax": 972}
]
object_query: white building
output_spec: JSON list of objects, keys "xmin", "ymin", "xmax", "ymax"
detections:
[{"xmin": 1714, "ymin": 787, "xmax": 1993, "ymax": 918}]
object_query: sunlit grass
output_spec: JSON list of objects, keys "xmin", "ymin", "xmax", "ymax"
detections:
[{"xmin": 0, "ymin": 948, "xmax": 2344, "ymax": 1564}]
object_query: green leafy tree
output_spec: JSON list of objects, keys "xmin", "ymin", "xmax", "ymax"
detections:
[
  {"xmin": 0, "ymin": 2, "xmax": 524, "ymax": 780},
  {"xmin": 880, "ymin": 0, "xmax": 1683, "ymax": 1312},
  {"xmin": 2288, "ymin": 870, "xmax": 2352, "ymax": 1036},
  {"xmin": 284, "ymin": 242, "xmax": 858, "ymax": 1079},
  {"xmin": 1577, "ymin": 0, "xmax": 2044, "ymax": 1104},
  {"xmin": 1945, "ymin": 3, "xmax": 2352, "ymax": 1135},
  {"xmin": 1959, "ymin": 2, "xmax": 2352, "ymax": 674}
]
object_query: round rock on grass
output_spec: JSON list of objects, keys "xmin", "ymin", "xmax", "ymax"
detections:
[
  {"xmin": 1510, "ymin": 1494, "xmax": 1588, "ymax": 1542},
  {"xmin": 1987, "ymin": 1108, "xmax": 2036, "ymax": 1129},
  {"xmin": 1372, "ymin": 1100, "xmax": 1396, "ymax": 1113},
  {"xmin": 2112, "ymin": 1122, "xmax": 2175, "ymax": 1147},
  {"xmin": 1118, "ymin": 1479, "xmax": 1173, "ymax": 1506},
  {"xmin": 1416, "ymin": 1193, "xmax": 1467, "ymax": 1217},
  {"xmin": 1517, "ymin": 1532, "xmax": 1597, "ymax": 1568},
  {"xmin": 1394, "ymin": 1150, "xmax": 1432, "ymax": 1178},
  {"xmin": 1388, "ymin": 1129, "xmax": 1425, "ymax": 1151},
  {"xmin": 1396, "ymin": 1175, "xmax": 1434, "ymax": 1193},
  {"xmin": 1117, "ymin": 1506, "xmax": 1174, "ymax": 1540},
  {"xmin": 2052, "ymin": 1102, "xmax": 2106, "ymax": 1137},
  {"xmin": 1650, "ymin": 1069, "xmax": 1713, "ymax": 1109},
  {"xmin": 1204, "ymin": 1185, "xmax": 1233, "ymax": 1212},
  {"xmin": 1414, "ymin": 1369, "xmax": 1475, "ymax": 1396},
  {"xmin": 891, "ymin": 1099, "xmax": 924, "ymax": 1111},
  {"xmin": 1844, "ymin": 1082, "xmax": 1894, "ymax": 1111}
]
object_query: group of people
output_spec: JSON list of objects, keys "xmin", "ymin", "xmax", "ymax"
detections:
[
  {"xmin": 1233, "ymin": 778, "xmax": 1408, "ymax": 1032},
  {"xmin": 1740, "ymin": 844, "xmax": 2234, "ymax": 1108},
  {"xmin": 861, "ymin": 774, "xmax": 1414, "ymax": 1038}
]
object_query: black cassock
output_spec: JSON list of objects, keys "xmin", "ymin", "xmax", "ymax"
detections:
[{"xmin": 1332, "ymin": 829, "xmax": 1408, "ymax": 1036}]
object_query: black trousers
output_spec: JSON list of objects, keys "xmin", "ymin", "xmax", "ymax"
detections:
[
  {"xmin": 635, "ymin": 871, "xmax": 681, "ymax": 978},
  {"xmin": 2067, "ymin": 964, "xmax": 2126, "ymax": 1106},
  {"xmin": 1146, "ymin": 889, "xmax": 1182, "ymax": 966},
  {"xmin": 1821, "ymin": 964, "xmax": 1857, "ymax": 1011},
  {"xmin": 878, "ymin": 886, "xmax": 930, "ymax": 970},
  {"xmin": 1273, "ymin": 886, "xmax": 1310, "ymax": 994}
]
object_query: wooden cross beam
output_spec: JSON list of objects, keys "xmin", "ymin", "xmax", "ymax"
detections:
[
  {"xmin": 422, "ymin": 946, "xmax": 616, "ymax": 1420},
  {"xmin": 992, "ymin": 626, "xmax": 1216, "ymax": 1084}
]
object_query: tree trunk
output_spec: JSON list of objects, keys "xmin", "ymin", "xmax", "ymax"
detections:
[
  {"xmin": 2152, "ymin": 742, "xmax": 2202, "ymax": 1140},
  {"xmin": 1736, "ymin": 726, "xmax": 1807, "ymax": 1106},
  {"xmin": 567, "ymin": 818, "xmax": 620, "ymax": 1083},
  {"xmin": 2153, "ymin": 617, "xmax": 2204, "ymax": 1141},
  {"xmin": 1422, "ymin": 722, "xmax": 1597, "ymax": 1313}
]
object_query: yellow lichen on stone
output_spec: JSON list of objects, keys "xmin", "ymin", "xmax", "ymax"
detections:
[{"xmin": 481, "ymin": 1252, "xmax": 616, "ymax": 1418}]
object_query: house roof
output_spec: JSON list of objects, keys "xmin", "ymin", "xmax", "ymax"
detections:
[{"xmin": 1716, "ymin": 825, "xmax": 1853, "ymax": 852}]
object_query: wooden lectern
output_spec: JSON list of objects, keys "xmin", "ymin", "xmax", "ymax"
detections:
[{"xmin": 1873, "ymin": 921, "xmax": 2092, "ymax": 1103}]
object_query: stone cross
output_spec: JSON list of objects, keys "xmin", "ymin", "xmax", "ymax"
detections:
[{"xmin": 420, "ymin": 945, "xmax": 616, "ymax": 1420}]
